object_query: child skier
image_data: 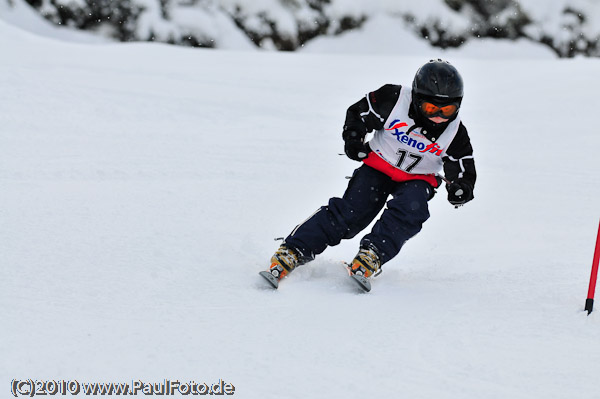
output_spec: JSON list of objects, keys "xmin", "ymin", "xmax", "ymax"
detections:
[{"xmin": 260, "ymin": 59, "xmax": 476, "ymax": 291}]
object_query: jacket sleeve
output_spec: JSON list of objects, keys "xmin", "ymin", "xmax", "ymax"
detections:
[
  {"xmin": 342, "ymin": 84, "xmax": 401, "ymax": 140},
  {"xmin": 443, "ymin": 122, "xmax": 477, "ymax": 189}
]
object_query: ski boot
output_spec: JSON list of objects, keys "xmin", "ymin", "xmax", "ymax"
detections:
[
  {"xmin": 259, "ymin": 245, "xmax": 301, "ymax": 289},
  {"xmin": 347, "ymin": 245, "xmax": 381, "ymax": 292}
]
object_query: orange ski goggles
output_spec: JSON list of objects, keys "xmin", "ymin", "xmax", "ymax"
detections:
[{"xmin": 420, "ymin": 101, "xmax": 459, "ymax": 118}]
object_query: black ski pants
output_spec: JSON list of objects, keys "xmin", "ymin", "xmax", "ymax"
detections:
[{"xmin": 285, "ymin": 164, "xmax": 433, "ymax": 265}]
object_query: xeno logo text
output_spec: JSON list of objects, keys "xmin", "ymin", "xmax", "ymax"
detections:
[{"xmin": 385, "ymin": 120, "xmax": 442, "ymax": 156}]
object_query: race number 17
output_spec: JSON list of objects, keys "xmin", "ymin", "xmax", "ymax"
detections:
[{"xmin": 395, "ymin": 149, "xmax": 423, "ymax": 172}]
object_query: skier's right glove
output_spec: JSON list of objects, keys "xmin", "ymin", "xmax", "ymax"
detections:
[
  {"xmin": 343, "ymin": 130, "xmax": 370, "ymax": 162},
  {"xmin": 446, "ymin": 180, "xmax": 474, "ymax": 207}
]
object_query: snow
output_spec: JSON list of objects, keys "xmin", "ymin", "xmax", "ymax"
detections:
[
  {"xmin": 1, "ymin": 14, "xmax": 600, "ymax": 399},
  {"xmin": 519, "ymin": 0, "xmax": 600, "ymax": 49}
]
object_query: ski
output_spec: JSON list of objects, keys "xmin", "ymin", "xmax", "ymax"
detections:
[
  {"xmin": 258, "ymin": 271, "xmax": 279, "ymax": 289},
  {"xmin": 343, "ymin": 262, "xmax": 371, "ymax": 292},
  {"xmin": 349, "ymin": 273, "xmax": 371, "ymax": 292},
  {"xmin": 260, "ymin": 262, "xmax": 372, "ymax": 291}
]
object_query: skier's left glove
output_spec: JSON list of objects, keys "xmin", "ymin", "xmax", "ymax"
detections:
[{"xmin": 446, "ymin": 180, "xmax": 474, "ymax": 207}]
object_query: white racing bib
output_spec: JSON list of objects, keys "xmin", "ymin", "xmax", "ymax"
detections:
[{"xmin": 367, "ymin": 86, "xmax": 461, "ymax": 175}]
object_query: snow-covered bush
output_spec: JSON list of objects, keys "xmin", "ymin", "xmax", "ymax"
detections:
[
  {"xmin": 13, "ymin": 0, "xmax": 600, "ymax": 56},
  {"xmin": 28, "ymin": 0, "xmax": 141, "ymax": 41}
]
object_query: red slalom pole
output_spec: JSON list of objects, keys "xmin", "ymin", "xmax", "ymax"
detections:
[{"xmin": 585, "ymin": 219, "xmax": 600, "ymax": 315}]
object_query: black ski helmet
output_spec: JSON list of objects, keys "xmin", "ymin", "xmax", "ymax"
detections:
[
  {"xmin": 410, "ymin": 59, "xmax": 464, "ymax": 128},
  {"xmin": 412, "ymin": 59, "xmax": 464, "ymax": 102}
]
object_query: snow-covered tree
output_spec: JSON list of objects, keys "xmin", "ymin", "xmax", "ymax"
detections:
[{"xmin": 9, "ymin": 0, "xmax": 600, "ymax": 56}]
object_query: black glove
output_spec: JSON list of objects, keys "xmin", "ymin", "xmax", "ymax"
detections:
[
  {"xmin": 343, "ymin": 130, "xmax": 370, "ymax": 161},
  {"xmin": 344, "ymin": 140, "xmax": 370, "ymax": 161},
  {"xmin": 446, "ymin": 180, "xmax": 474, "ymax": 207}
]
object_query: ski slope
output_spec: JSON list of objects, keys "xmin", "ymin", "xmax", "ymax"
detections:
[{"xmin": 1, "ymin": 20, "xmax": 600, "ymax": 399}]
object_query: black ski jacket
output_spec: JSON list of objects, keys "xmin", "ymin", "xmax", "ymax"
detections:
[{"xmin": 343, "ymin": 84, "xmax": 476, "ymax": 190}]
